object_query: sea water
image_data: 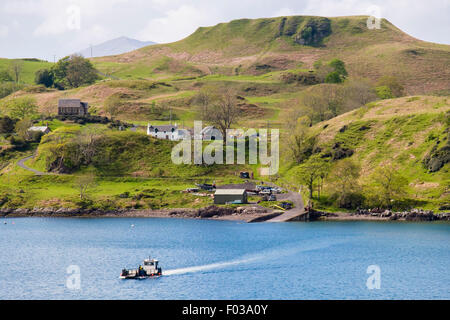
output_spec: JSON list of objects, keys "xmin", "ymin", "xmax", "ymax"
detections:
[{"xmin": 0, "ymin": 218, "xmax": 448, "ymax": 299}]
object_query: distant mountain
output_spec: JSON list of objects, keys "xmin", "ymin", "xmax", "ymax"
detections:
[{"xmin": 77, "ymin": 37, "xmax": 156, "ymax": 58}]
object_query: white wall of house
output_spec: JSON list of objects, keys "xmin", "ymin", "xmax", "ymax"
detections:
[{"xmin": 147, "ymin": 124, "xmax": 190, "ymax": 141}]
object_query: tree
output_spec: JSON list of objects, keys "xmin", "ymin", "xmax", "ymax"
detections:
[
  {"xmin": 371, "ymin": 165, "xmax": 408, "ymax": 208},
  {"xmin": 52, "ymin": 55, "xmax": 99, "ymax": 89},
  {"xmin": 301, "ymin": 84, "xmax": 343, "ymax": 122},
  {"xmin": 74, "ymin": 173, "xmax": 97, "ymax": 200},
  {"xmin": 7, "ymin": 97, "xmax": 38, "ymax": 119},
  {"xmin": 314, "ymin": 58, "xmax": 348, "ymax": 83},
  {"xmin": 328, "ymin": 159, "xmax": 363, "ymax": 208},
  {"xmin": 74, "ymin": 126, "xmax": 103, "ymax": 165},
  {"xmin": 0, "ymin": 70, "xmax": 13, "ymax": 82},
  {"xmin": 338, "ymin": 79, "xmax": 377, "ymax": 113},
  {"xmin": 202, "ymin": 87, "xmax": 240, "ymax": 139},
  {"xmin": 193, "ymin": 88, "xmax": 214, "ymax": 119},
  {"xmin": 325, "ymin": 71, "xmax": 343, "ymax": 83},
  {"xmin": 104, "ymin": 94, "xmax": 122, "ymax": 120},
  {"xmin": 35, "ymin": 69, "xmax": 54, "ymax": 88},
  {"xmin": 0, "ymin": 116, "xmax": 15, "ymax": 133},
  {"xmin": 296, "ymin": 155, "xmax": 329, "ymax": 199},
  {"xmin": 14, "ymin": 118, "xmax": 34, "ymax": 140},
  {"xmin": 65, "ymin": 55, "xmax": 99, "ymax": 88},
  {"xmin": 329, "ymin": 58, "xmax": 348, "ymax": 77},
  {"xmin": 288, "ymin": 117, "xmax": 317, "ymax": 164},
  {"xmin": 9, "ymin": 60, "xmax": 24, "ymax": 84}
]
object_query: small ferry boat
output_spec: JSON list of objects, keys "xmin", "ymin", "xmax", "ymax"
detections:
[{"xmin": 120, "ymin": 257, "xmax": 162, "ymax": 279}]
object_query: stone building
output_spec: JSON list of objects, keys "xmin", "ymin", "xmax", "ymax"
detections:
[{"xmin": 58, "ymin": 99, "xmax": 89, "ymax": 116}]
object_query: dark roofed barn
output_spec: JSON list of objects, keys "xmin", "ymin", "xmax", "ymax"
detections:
[
  {"xmin": 214, "ymin": 189, "xmax": 248, "ymax": 205},
  {"xmin": 58, "ymin": 99, "xmax": 89, "ymax": 116}
]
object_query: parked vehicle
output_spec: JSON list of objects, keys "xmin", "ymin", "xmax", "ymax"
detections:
[
  {"xmin": 272, "ymin": 187, "xmax": 283, "ymax": 194},
  {"xmin": 280, "ymin": 202, "xmax": 292, "ymax": 210},
  {"xmin": 260, "ymin": 189, "xmax": 272, "ymax": 195},
  {"xmin": 239, "ymin": 171, "xmax": 250, "ymax": 179},
  {"xmin": 196, "ymin": 183, "xmax": 216, "ymax": 191}
]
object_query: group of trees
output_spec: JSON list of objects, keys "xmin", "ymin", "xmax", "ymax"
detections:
[
  {"xmin": 0, "ymin": 97, "xmax": 42, "ymax": 148},
  {"xmin": 313, "ymin": 58, "xmax": 348, "ymax": 84},
  {"xmin": 35, "ymin": 55, "xmax": 99, "ymax": 90},
  {"xmin": 295, "ymin": 154, "xmax": 408, "ymax": 209},
  {"xmin": 45, "ymin": 126, "xmax": 104, "ymax": 173},
  {"xmin": 288, "ymin": 79, "xmax": 377, "ymax": 124}
]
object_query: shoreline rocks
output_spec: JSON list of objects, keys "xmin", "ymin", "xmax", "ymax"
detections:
[
  {"xmin": 353, "ymin": 208, "xmax": 450, "ymax": 221},
  {"xmin": 0, "ymin": 206, "xmax": 448, "ymax": 222},
  {"xmin": 0, "ymin": 205, "xmax": 270, "ymax": 221}
]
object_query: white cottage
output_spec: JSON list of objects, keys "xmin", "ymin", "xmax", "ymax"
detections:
[
  {"xmin": 28, "ymin": 126, "xmax": 51, "ymax": 135},
  {"xmin": 147, "ymin": 124, "xmax": 190, "ymax": 141}
]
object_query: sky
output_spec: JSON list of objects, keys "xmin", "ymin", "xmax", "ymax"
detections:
[{"xmin": 0, "ymin": 0, "xmax": 449, "ymax": 61}]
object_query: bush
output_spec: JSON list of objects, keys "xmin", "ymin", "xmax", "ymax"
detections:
[
  {"xmin": 375, "ymin": 86, "xmax": 394, "ymax": 99},
  {"xmin": 0, "ymin": 116, "xmax": 15, "ymax": 133},
  {"xmin": 9, "ymin": 136, "xmax": 27, "ymax": 149},
  {"xmin": 329, "ymin": 58, "xmax": 348, "ymax": 77},
  {"xmin": 376, "ymin": 76, "xmax": 404, "ymax": 97},
  {"xmin": 325, "ymin": 71, "xmax": 343, "ymax": 83},
  {"xmin": 0, "ymin": 70, "xmax": 13, "ymax": 82},
  {"xmin": 34, "ymin": 69, "xmax": 54, "ymax": 88}
]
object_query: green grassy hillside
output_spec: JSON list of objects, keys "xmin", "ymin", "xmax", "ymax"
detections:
[
  {"xmin": 93, "ymin": 15, "xmax": 450, "ymax": 94},
  {"xmin": 0, "ymin": 125, "xmax": 244, "ymax": 210},
  {"xmin": 0, "ymin": 58, "xmax": 53, "ymax": 84},
  {"xmin": 279, "ymin": 95, "xmax": 450, "ymax": 211}
]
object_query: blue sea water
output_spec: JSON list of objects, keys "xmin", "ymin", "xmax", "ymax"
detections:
[{"xmin": 0, "ymin": 217, "xmax": 448, "ymax": 300}]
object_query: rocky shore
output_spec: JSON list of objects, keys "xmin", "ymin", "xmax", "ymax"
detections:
[
  {"xmin": 311, "ymin": 208, "xmax": 450, "ymax": 222},
  {"xmin": 1, "ymin": 206, "xmax": 448, "ymax": 223},
  {"xmin": 0, "ymin": 206, "xmax": 272, "ymax": 222}
]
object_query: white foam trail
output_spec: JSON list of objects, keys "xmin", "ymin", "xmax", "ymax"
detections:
[
  {"xmin": 164, "ymin": 257, "xmax": 259, "ymax": 275},
  {"xmin": 163, "ymin": 239, "xmax": 343, "ymax": 276}
]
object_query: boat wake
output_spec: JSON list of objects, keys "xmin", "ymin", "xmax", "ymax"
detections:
[{"xmin": 163, "ymin": 239, "xmax": 342, "ymax": 276}]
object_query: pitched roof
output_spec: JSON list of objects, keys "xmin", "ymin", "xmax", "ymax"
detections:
[
  {"xmin": 28, "ymin": 126, "xmax": 50, "ymax": 132},
  {"xmin": 148, "ymin": 124, "xmax": 177, "ymax": 133},
  {"xmin": 214, "ymin": 189, "xmax": 247, "ymax": 196}
]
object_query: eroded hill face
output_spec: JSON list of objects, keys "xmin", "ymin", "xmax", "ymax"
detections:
[{"xmin": 93, "ymin": 15, "xmax": 450, "ymax": 95}]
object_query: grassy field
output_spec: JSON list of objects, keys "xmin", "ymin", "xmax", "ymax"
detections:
[{"xmin": 0, "ymin": 58, "xmax": 53, "ymax": 85}]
